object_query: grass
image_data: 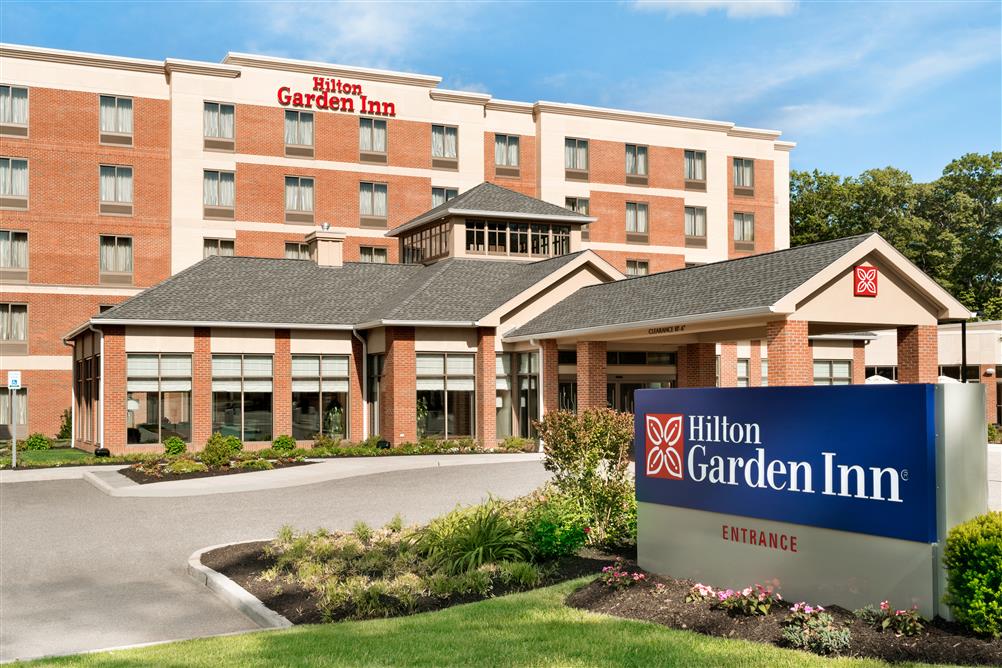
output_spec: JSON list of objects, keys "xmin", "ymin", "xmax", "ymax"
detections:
[
  {"xmin": 29, "ymin": 578, "xmax": 952, "ymax": 668},
  {"xmin": 10, "ymin": 447, "xmax": 91, "ymax": 465}
]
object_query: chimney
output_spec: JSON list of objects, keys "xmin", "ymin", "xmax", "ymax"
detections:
[{"xmin": 305, "ymin": 230, "xmax": 345, "ymax": 267}]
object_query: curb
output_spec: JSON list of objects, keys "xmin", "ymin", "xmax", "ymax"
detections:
[{"xmin": 186, "ymin": 541, "xmax": 293, "ymax": 630}]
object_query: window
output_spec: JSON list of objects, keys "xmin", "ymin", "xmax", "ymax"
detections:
[
  {"xmin": 292, "ymin": 355, "xmax": 349, "ymax": 440},
  {"xmin": 626, "ymin": 144, "xmax": 648, "ymax": 184},
  {"xmin": 626, "ymin": 202, "xmax": 648, "ymax": 242},
  {"xmin": 607, "ymin": 351, "xmax": 677, "ymax": 365},
  {"xmin": 736, "ymin": 358, "xmax": 750, "ymax": 387},
  {"xmin": 733, "ymin": 157, "xmax": 754, "ymax": 193},
  {"xmin": 566, "ymin": 197, "xmax": 590, "ymax": 239},
  {"xmin": 203, "ymin": 102, "xmax": 235, "ymax": 150},
  {"xmin": 684, "ymin": 206, "xmax": 707, "ymax": 247},
  {"xmin": 99, "ymin": 235, "xmax": 133, "ymax": 284},
  {"xmin": 0, "ymin": 303, "xmax": 27, "ymax": 355},
  {"xmin": 285, "ymin": 176, "xmax": 315, "ymax": 224},
  {"xmin": 515, "ymin": 352, "xmax": 539, "ymax": 438},
  {"xmin": 203, "ymin": 238, "xmax": 234, "ymax": 259},
  {"xmin": 733, "ymin": 212, "xmax": 755, "ymax": 249},
  {"xmin": 403, "ymin": 221, "xmax": 450, "ymax": 263},
  {"xmin": 367, "ymin": 354, "xmax": 384, "ymax": 436},
  {"xmin": 684, "ymin": 150, "xmax": 706, "ymax": 189},
  {"xmin": 464, "ymin": 220, "xmax": 570, "ymax": 258},
  {"xmin": 761, "ymin": 359, "xmax": 769, "ymax": 386},
  {"xmin": 865, "ymin": 365, "xmax": 897, "ymax": 381},
  {"xmin": 0, "ymin": 157, "xmax": 28, "ymax": 209},
  {"xmin": 99, "ymin": 95, "xmax": 133, "ymax": 145},
  {"xmin": 626, "ymin": 260, "xmax": 649, "ymax": 277},
  {"xmin": 126, "ymin": 354, "xmax": 192, "ymax": 444},
  {"xmin": 359, "ymin": 117, "xmax": 386, "ymax": 162},
  {"xmin": 0, "ymin": 86, "xmax": 29, "ymax": 136},
  {"xmin": 432, "ymin": 187, "xmax": 458, "ymax": 208},
  {"xmin": 0, "ymin": 387, "xmax": 27, "ymax": 431},
  {"xmin": 285, "ymin": 242, "xmax": 309, "ymax": 260},
  {"xmin": 212, "ymin": 354, "xmax": 273, "ymax": 441},
  {"xmin": 99, "ymin": 165, "xmax": 133, "ymax": 215},
  {"xmin": 564, "ymin": 137, "xmax": 588, "ymax": 178},
  {"xmin": 938, "ymin": 365, "xmax": 980, "ymax": 382},
  {"xmin": 285, "ymin": 110, "xmax": 314, "ymax": 157},
  {"xmin": 494, "ymin": 134, "xmax": 520, "ymax": 175},
  {"xmin": 813, "ymin": 360, "xmax": 852, "ymax": 386},
  {"xmin": 557, "ymin": 350, "xmax": 577, "ymax": 365},
  {"xmin": 416, "ymin": 353, "xmax": 475, "ymax": 439},
  {"xmin": 360, "ymin": 246, "xmax": 388, "ymax": 263},
  {"xmin": 431, "ymin": 124, "xmax": 458, "ymax": 168},
  {"xmin": 0, "ymin": 230, "xmax": 28, "ymax": 282},
  {"xmin": 203, "ymin": 170, "xmax": 235, "ymax": 219},
  {"xmin": 359, "ymin": 181, "xmax": 388, "ymax": 227}
]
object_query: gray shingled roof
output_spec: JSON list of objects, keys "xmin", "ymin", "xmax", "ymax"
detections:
[
  {"xmin": 94, "ymin": 252, "xmax": 588, "ymax": 327},
  {"xmin": 507, "ymin": 234, "xmax": 874, "ymax": 338},
  {"xmin": 388, "ymin": 182, "xmax": 592, "ymax": 236}
]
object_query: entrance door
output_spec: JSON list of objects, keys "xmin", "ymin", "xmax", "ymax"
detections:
[{"xmin": 606, "ymin": 380, "xmax": 673, "ymax": 413}]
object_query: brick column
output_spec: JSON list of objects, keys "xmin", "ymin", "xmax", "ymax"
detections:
[
  {"xmin": 349, "ymin": 335, "xmax": 365, "ymax": 443},
  {"xmin": 102, "ymin": 326, "xmax": 127, "ymax": 454},
  {"xmin": 766, "ymin": 320, "xmax": 812, "ymax": 386},
  {"xmin": 981, "ymin": 365, "xmax": 998, "ymax": 424},
  {"xmin": 852, "ymin": 340, "xmax": 866, "ymax": 384},
  {"xmin": 380, "ymin": 326, "xmax": 416, "ymax": 445},
  {"xmin": 541, "ymin": 339, "xmax": 559, "ymax": 414},
  {"xmin": 576, "ymin": 340, "xmax": 607, "ymax": 410},
  {"xmin": 475, "ymin": 328, "xmax": 497, "ymax": 447},
  {"xmin": 192, "ymin": 327, "xmax": 213, "ymax": 449},
  {"xmin": 272, "ymin": 329, "xmax": 292, "ymax": 440},
  {"xmin": 678, "ymin": 342, "xmax": 716, "ymax": 387},
  {"xmin": 749, "ymin": 340, "xmax": 762, "ymax": 387},
  {"xmin": 718, "ymin": 342, "xmax": 737, "ymax": 387},
  {"xmin": 897, "ymin": 325, "xmax": 938, "ymax": 384}
]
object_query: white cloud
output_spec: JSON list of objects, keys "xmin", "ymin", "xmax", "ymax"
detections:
[{"xmin": 632, "ymin": 0, "xmax": 798, "ymax": 19}]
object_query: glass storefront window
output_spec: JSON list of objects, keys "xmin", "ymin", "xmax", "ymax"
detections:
[
  {"xmin": 516, "ymin": 352, "xmax": 539, "ymax": 438},
  {"xmin": 292, "ymin": 355, "xmax": 349, "ymax": 440},
  {"xmin": 416, "ymin": 353, "xmax": 475, "ymax": 439},
  {"xmin": 496, "ymin": 354, "xmax": 513, "ymax": 439},
  {"xmin": 367, "ymin": 354, "xmax": 384, "ymax": 439},
  {"xmin": 126, "ymin": 353, "xmax": 192, "ymax": 444},
  {"xmin": 211, "ymin": 354, "xmax": 273, "ymax": 441}
]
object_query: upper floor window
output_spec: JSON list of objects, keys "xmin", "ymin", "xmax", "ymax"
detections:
[
  {"xmin": 761, "ymin": 359, "xmax": 769, "ymax": 386},
  {"xmin": 360, "ymin": 246, "xmax": 388, "ymax": 264},
  {"xmin": 566, "ymin": 197, "xmax": 590, "ymax": 239},
  {"xmin": 0, "ymin": 303, "xmax": 27, "ymax": 355},
  {"xmin": 733, "ymin": 212, "xmax": 755, "ymax": 250},
  {"xmin": 626, "ymin": 259, "xmax": 649, "ymax": 277},
  {"xmin": 359, "ymin": 117, "xmax": 387, "ymax": 162},
  {"xmin": 99, "ymin": 95, "xmax": 133, "ymax": 145},
  {"xmin": 285, "ymin": 242, "xmax": 309, "ymax": 260},
  {"xmin": 625, "ymin": 202, "xmax": 648, "ymax": 242},
  {"xmin": 737, "ymin": 358, "xmax": 750, "ymax": 387},
  {"xmin": 359, "ymin": 181, "xmax": 388, "ymax": 227},
  {"xmin": 685, "ymin": 150, "xmax": 706, "ymax": 190},
  {"xmin": 0, "ymin": 158, "xmax": 28, "ymax": 209},
  {"xmin": 0, "ymin": 230, "xmax": 28, "ymax": 282},
  {"xmin": 564, "ymin": 138, "xmax": 588, "ymax": 178},
  {"xmin": 99, "ymin": 235, "xmax": 133, "ymax": 284},
  {"xmin": 814, "ymin": 360, "xmax": 851, "ymax": 386},
  {"xmin": 0, "ymin": 86, "xmax": 29, "ymax": 137},
  {"xmin": 432, "ymin": 186, "xmax": 458, "ymax": 208},
  {"xmin": 733, "ymin": 157, "xmax": 754, "ymax": 193},
  {"xmin": 285, "ymin": 176, "xmax": 314, "ymax": 224},
  {"xmin": 284, "ymin": 110, "xmax": 314, "ymax": 158},
  {"xmin": 625, "ymin": 144, "xmax": 648, "ymax": 181},
  {"xmin": 203, "ymin": 170, "xmax": 235, "ymax": 219},
  {"xmin": 203, "ymin": 102, "xmax": 235, "ymax": 151},
  {"xmin": 99, "ymin": 165, "xmax": 133, "ymax": 215},
  {"xmin": 684, "ymin": 206, "xmax": 707, "ymax": 248},
  {"xmin": 203, "ymin": 238, "xmax": 234, "ymax": 259},
  {"xmin": 431, "ymin": 125, "xmax": 458, "ymax": 167},
  {"xmin": 494, "ymin": 134, "xmax": 520, "ymax": 174},
  {"xmin": 465, "ymin": 220, "xmax": 570, "ymax": 258}
]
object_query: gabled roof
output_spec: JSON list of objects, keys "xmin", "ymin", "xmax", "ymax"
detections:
[
  {"xmin": 387, "ymin": 182, "xmax": 595, "ymax": 237},
  {"xmin": 507, "ymin": 235, "xmax": 876, "ymax": 339}
]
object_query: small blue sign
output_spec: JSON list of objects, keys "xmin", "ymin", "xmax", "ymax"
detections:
[{"xmin": 634, "ymin": 385, "xmax": 937, "ymax": 543}]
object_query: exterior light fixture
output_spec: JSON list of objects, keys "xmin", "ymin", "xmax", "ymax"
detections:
[{"xmin": 321, "ymin": 222, "xmax": 331, "ymax": 231}]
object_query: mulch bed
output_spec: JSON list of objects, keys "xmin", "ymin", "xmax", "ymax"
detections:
[
  {"xmin": 201, "ymin": 540, "xmax": 617, "ymax": 625},
  {"xmin": 565, "ymin": 562, "xmax": 1002, "ymax": 666},
  {"xmin": 119, "ymin": 459, "xmax": 313, "ymax": 485}
]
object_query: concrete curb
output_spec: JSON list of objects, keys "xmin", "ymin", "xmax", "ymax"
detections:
[
  {"xmin": 187, "ymin": 541, "xmax": 292, "ymax": 630},
  {"xmin": 0, "ymin": 464, "xmax": 128, "ymax": 484}
]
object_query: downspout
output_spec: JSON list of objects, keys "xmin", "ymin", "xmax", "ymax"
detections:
[{"xmin": 352, "ymin": 328, "xmax": 368, "ymax": 440}]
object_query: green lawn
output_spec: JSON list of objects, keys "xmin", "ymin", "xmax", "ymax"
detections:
[
  {"xmin": 10, "ymin": 447, "xmax": 90, "ymax": 465},
  {"xmin": 31, "ymin": 578, "xmax": 950, "ymax": 668}
]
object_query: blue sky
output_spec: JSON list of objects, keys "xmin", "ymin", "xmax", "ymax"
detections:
[{"xmin": 2, "ymin": 0, "xmax": 999, "ymax": 182}]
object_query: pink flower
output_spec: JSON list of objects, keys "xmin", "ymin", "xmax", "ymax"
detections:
[
  {"xmin": 880, "ymin": 600, "xmax": 890, "ymax": 612},
  {"xmin": 583, "ymin": 527, "xmax": 591, "ymax": 534}
]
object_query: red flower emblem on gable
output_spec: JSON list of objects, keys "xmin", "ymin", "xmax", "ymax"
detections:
[{"xmin": 854, "ymin": 266, "xmax": 878, "ymax": 297}]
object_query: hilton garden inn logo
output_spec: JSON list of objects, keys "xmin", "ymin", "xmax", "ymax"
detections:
[{"xmin": 644, "ymin": 414, "xmax": 906, "ymax": 503}]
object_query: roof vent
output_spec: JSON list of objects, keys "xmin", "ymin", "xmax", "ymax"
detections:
[{"xmin": 304, "ymin": 230, "xmax": 345, "ymax": 267}]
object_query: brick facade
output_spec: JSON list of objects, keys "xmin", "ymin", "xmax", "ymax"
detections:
[
  {"xmin": 678, "ymin": 342, "xmax": 716, "ymax": 388},
  {"xmin": 852, "ymin": 340, "xmax": 866, "ymax": 384},
  {"xmin": 749, "ymin": 340, "xmax": 763, "ymax": 386},
  {"xmin": 981, "ymin": 365, "xmax": 998, "ymax": 424},
  {"xmin": 727, "ymin": 156, "xmax": 776, "ymax": 256},
  {"xmin": 483, "ymin": 132, "xmax": 537, "ymax": 197},
  {"xmin": 766, "ymin": 319, "xmax": 812, "ymax": 386},
  {"xmin": 897, "ymin": 325, "xmax": 938, "ymax": 384},
  {"xmin": 576, "ymin": 341, "xmax": 607, "ymax": 410},
  {"xmin": 475, "ymin": 328, "xmax": 497, "ymax": 447},
  {"xmin": 350, "ymin": 335, "xmax": 365, "ymax": 442},
  {"xmin": 192, "ymin": 327, "xmax": 213, "ymax": 447},
  {"xmin": 541, "ymin": 340, "xmax": 560, "ymax": 414},
  {"xmin": 380, "ymin": 326, "xmax": 416, "ymax": 444},
  {"xmin": 101, "ymin": 326, "xmax": 126, "ymax": 451},
  {"xmin": 718, "ymin": 342, "xmax": 737, "ymax": 387},
  {"xmin": 273, "ymin": 329, "xmax": 292, "ymax": 438}
]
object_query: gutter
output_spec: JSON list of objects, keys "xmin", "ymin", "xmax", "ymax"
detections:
[
  {"xmin": 355, "ymin": 319, "xmax": 479, "ymax": 330},
  {"xmin": 81, "ymin": 319, "xmax": 356, "ymax": 331}
]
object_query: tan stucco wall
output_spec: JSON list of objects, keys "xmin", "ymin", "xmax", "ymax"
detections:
[
  {"xmin": 289, "ymin": 329, "xmax": 353, "ymax": 354},
  {"xmin": 124, "ymin": 326, "xmax": 195, "ymax": 353},
  {"xmin": 210, "ymin": 328, "xmax": 275, "ymax": 353}
]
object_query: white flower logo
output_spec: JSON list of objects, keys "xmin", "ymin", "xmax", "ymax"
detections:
[
  {"xmin": 855, "ymin": 266, "xmax": 877, "ymax": 296},
  {"xmin": 646, "ymin": 414, "xmax": 684, "ymax": 478}
]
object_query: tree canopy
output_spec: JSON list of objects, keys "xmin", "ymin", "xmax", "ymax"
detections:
[{"xmin": 790, "ymin": 152, "xmax": 1002, "ymax": 320}]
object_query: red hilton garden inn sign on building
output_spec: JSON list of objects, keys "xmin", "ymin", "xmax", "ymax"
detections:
[
  {"xmin": 277, "ymin": 77, "xmax": 397, "ymax": 116},
  {"xmin": 854, "ymin": 265, "xmax": 879, "ymax": 297}
]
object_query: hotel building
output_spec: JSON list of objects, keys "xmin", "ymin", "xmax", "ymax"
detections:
[{"xmin": 0, "ymin": 44, "xmax": 987, "ymax": 451}]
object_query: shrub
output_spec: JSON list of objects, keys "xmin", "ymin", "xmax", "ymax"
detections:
[
  {"xmin": 166, "ymin": 458, "xmax": 208, "ymax": 475},
  {"xmin": 522, "ymin": 490, "xmax": 588, "ymax": 559},
  {"xmin": 534, "ymin": 408, "xmax": 635, "ymax": 547},
  {"xmin": 57, "ymin": 408, "xmax": 72, "ymax": 440},
  {"xmin": 599, "ymin": 559, "xmax": 646, "ymax": 589},
  {"xmin": 713, "ymin": 584, "xmax": 783, "ymax": 616},
  {"xmin": 497, "ymin": 560, "xmax": 543, "ymax": 589},
  {"xmin": 23, "ymin": 433, "xmax": 52, "ymax": 451},
  {"xmin": 313, "ymin": 433, "xmax": 342, "ymax": 450},
  {"xmin": 944, "ymin": 511, "xmax": 1002, "ymax": 637},
  {"xmin": 782, "ymin": 610, "xmax": 851, "ymax": 656},
  {"xmin": 416, "ymin": 500, "xmax": 533, "ymax": 575},
  {"xmin": 353, "ymin": 521, "xmax": 373, "ymax": 543},
  {"xmin": 236, "ymin": 458, "xmax": 273, "ymax": 471},
  {"xmin": 854, "ymin": 601, "xmax": 925, "ymax": 636},
  {"xmin": 200, "ymin": 432, "xmax": 242, "ymax": 467},
  {"xmin": 497, "ymin": 437, "xmax": 536, "ymax": 453},
  {"xmin": 384, "ymin": 514, "xmax": 404, "ymax": 533},
  {"xmin": 988, "ymin": 423, "xmax": 1000, "ymax": 444},
  {"xmin": 163, "ymin": 436, "xmax": 186, "ymax": 456},
  {"xmin": 272, "ymin": 435, "xmax": 297, "ymax": 452}
]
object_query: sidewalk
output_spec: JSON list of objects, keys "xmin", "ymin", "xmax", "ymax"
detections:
[{"xmin": 0, "ymin": 453, "xmax": 544, "ymax": 498}]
